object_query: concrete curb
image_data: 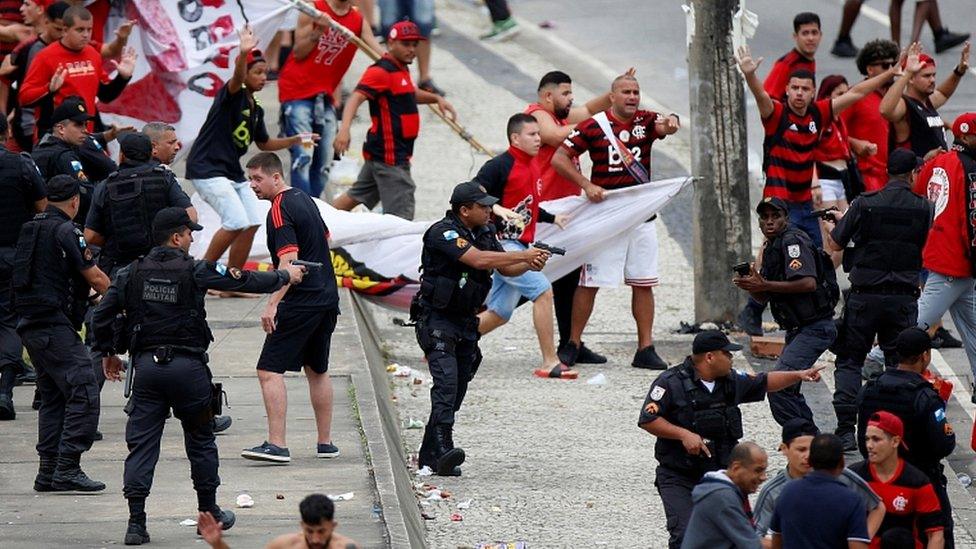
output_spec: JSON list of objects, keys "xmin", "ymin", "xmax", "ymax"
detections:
[{"xmin": 346, "ymin": 290, "xmax": 427, "ymax": 548}]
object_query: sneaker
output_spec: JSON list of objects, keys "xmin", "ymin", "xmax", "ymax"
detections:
[
  {"xmin": 576, "ymin": 342, "xmax": 607, "ymax": 364},
  {"xmin": 197, "ymin": 508, "xmax": 235, "ymax": 535},
  {"xmin": 632, "ymin": 345, "xmax": 669, "ymax": 370},
  {"xmin": 316, "ymin": 442, "xmax": 340, "ymax": 459},
  {"xmin": 736, "ymin": 304, "xmax": 763, "ymax": 336},
  {"xmin": 557, "ymin": 341, "xmax": 580, "ymax": 366},
  {"xmin": 932, "ymin": 327, "xmax": 962, "ymax": 349},
  {"xmin": 480, "ymin": 18, "xmax": 519, "ymax": 42},
  {"xmin": 418, "ymin": 79, "xmax": 446, "ymax": 97},
  {"xmin": 124, "ymin": 523, "xmax": 150, "ymax": 546},
  {"xmin": 212, "ymin": 415, "xmax": 232, "ymax": 434},
  {"xmin": 935, "ymin": 28, "xmax": 970, "ymax": 54},
  {"xmin": 241, "ymin": 441, "xmax": 291, "ymax": 463},
  {"xmin": 831, "ymin": 37, "xmax": 859, "ymax": 58},
  {"xmin": 0, "ymin": 394, "xmax": 14, "ymax": 420}
]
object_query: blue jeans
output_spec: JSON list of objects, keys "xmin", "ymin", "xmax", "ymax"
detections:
[
  {"xmin": 786, "ymin": 200, "xmax": 822, "ymax": 248},
  {"xmin": 281, "ymin": 95, "xmax": 336, "ymax": 199},
  {"xmin": 379, "ymin": 0, "xmax": 435, "ymax": 36}
]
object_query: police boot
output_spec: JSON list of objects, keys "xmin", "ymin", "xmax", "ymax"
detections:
[
  {"xmin": 33, "ymin": 456, "xmax": 57, "ymax": 492},
  {"xmin": 434, "ymin": 425, "xmax": 465, "ymax": 476},
  {"xmin": 123, "ymin": 523, "xmax": 150, "ymax": 545},
  {"xmin": 52, "ymin": 454, "xmax": 106, "ymax": 492},
  {"xmin": 197, "ymin": 507, "xmax": 236, "ymax": 535}
]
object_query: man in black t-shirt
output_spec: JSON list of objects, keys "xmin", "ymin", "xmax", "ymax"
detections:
[
  {"xmin": 185, "ymin": 25, "xmax": 307, "ymax": 280},
  {"xmin": 239, "ymin": 153, "xmax": 341, "ymax": 464}
]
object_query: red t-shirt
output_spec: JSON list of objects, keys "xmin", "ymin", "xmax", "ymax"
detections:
[
  {"xmin": 850, "ymin": 460, "xmax": 942, "ymax": 549},
  {"xmin": 562, "ymin": 109, "xmax": 664, "ymax": 189},
  {"xmin": 763, "ymin": 49, "xmax": 816, "ymax": 100},
  {"xmin": 814, "ymin": 116, "xmax": 851, "ymax": 163},
  {"xmin": 474, "ymin": 145, "xmax": 543, "ymax": 244},
  {"xmin": 20, "ymin": 41, "xmax": 103, "ymax": 127},
  {"xmin": 278, "ymin": 0, "xmax": 363, "ymax": 102},
  {"xmin": 762, "ymin": 98, "xmax": 832, "ymax": 202},
  {"xmin": 354, "ymin": 54, "xmax": 419, "ymax": 166},
  {"xmin": 842, "ymin": 89, "xmax": 889, "ymax": 192},
  {"xmin": 524, "ymin": 103, "xmax": 580, "ymax": 201},
  {"xmin": 915, "ymin": 149, "xmax": 973, "ymax": 277}
]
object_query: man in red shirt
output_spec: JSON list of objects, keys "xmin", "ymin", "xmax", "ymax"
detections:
[
  {"xmin": 763, "ymin": 12, "xmax": 822, "ymax": 100},
  {"xmin": 278, "ymin": 0, "xmax": 382, "ymax": 199},
  {"xmin": 914, "ymin": 113, "xmax": 976, "ymax": 385},
  {"xmin": 472, "ymin": 113, "xmax": 574, "ymax": 379},
  {"xmin": 551, "ymin": 74, "xmax": 680, "ymax": 370},
  {"xmin": 850, "ymin": 411, "xmax": 944, "ymax": 549},
  {"xmin": 332, "ymin": 21, "xmax": 454, "ymax": 220}
]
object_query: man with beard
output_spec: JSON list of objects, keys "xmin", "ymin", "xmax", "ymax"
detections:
[{"xmin": 881, "ymin": 42, "xmax": 969, "ymax": 159}]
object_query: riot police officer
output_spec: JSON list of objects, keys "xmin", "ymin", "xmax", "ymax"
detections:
[
  {"xmin": 734, "ymin": 196, "xmax": 839, "ymax": 429},
  {"xmin": 638, "ymin": 330, "xmax": 825, "ymax": 549},
  {"xmin": 13, "ymin": 174, "xmax": 111, "ymax": 492},
  {"xmin": 824, "ymin": 148, "xmax": 932, "ymax": 451},
  {"xmin": 91, "ymin": 207, "xmax": 305, "ymax": 545},
  {"xmin": 413, "ymin": 181, "xmax": 550, "ymax": 476},
  {"xmin": 0, "ymin": 115, "xmax": 47, "ymax": 420},
  {"xmin": 857, "ymin": 327, "xmax": 956, "ymax": 547}
]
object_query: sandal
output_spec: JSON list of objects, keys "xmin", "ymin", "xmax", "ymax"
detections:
[{"xmin": 533, "ymin": 364, "xmax": 578, "ymax": 380}]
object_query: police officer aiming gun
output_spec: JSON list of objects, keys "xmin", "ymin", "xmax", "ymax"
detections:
[
  {"xmin": 414, "ymin": 181, "xmax": 550, "ymax": 476},
  {"xmin": 91, "ymin": 207, "xmax": 305, "ymax": 545}
]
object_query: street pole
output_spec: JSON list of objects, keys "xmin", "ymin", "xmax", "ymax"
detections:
[{"xmin": 687, "ymin": 0, "xmax": 752, "ymax": 323}]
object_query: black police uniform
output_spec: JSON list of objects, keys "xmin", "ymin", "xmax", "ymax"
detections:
[
  {"xmin": 830, "ymin": 178, "xmax": 931, "ymax": 439},
  {"xmin": 91, "ymin": 245, "xmax": 292, "ymax": 536},
  {"xmin": 638, "ymin": 358, "xmax": 768, "ymax": 549},
  {"xmin": 857, "ymin": 368, "xmax": 956, "ymax": 547},
  {"xmin": 413, "ymin": 210, "xmax": 502, "ymax": 474},
  {"xmin": 0, "ymin": 145, "xmax": 46, "ymax": 419},
  {"xmin": 32, "ymin": 134, "xmax": 98, "ymax": 221},
  {"xmin": 13, "ymin": 204, "xmax": 104, "ymax": 491},
  {"xmin": 759, "ymin": 223, "xmax": 838, "ymax": 428}
]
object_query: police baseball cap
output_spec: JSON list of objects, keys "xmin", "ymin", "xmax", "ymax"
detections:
[
  {"xmin": 867, "ymin": 410, "xmax": 909, "ymax": 449},
  {"xmin": 46, "ymin": 174, "xmax": 81, "ymax": 201},
  {"xmin": 895, "ymin": 327, "xmax": 932, "ymax": 358},
  {"xmin": 781, "ymin": 418, "xmax": 819, "ymax": 444},
  {"xmin": 887, "ymin": 148, "xmax": 923, "ymax": 175},
  {"xmin": 450, "ymin": 181, "xmax": 498, "ymax": 206},
  {"xmin": 119, "ymin": 132, "xmax": 153, "ymax": 162},
  {"xmin": 952, "ymin": 112, "xmax": 976, "ymax": 138},
  {"xmin": 756, "ymin": 196, "xmax": 789, "ymax": 215},
  {"xmin": 388, "ymin": 21, "xmax": 427, "ymax": 41},
  {"xmin": 51, "ymin": 96, "xmax": 93, "ymax": 125},
  {"xmin": 691, "ymin": 330, "xmax": 743, "ymax": 354},
  {"xmin": 152, "ymin": 207, "xmax": 203, "ymax": 234}
]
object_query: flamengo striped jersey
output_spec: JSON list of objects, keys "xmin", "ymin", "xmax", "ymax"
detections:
[
  {"xmin": 354, "ymin": 53, "xmax": 420, "ymax": 166},
  {"xmin": 762, "ymin": 98, "xmax": 833, "ymax": 203},
  {"xmin": 562, "ymin": 109, "xmax": 664, "ymax": 189}
]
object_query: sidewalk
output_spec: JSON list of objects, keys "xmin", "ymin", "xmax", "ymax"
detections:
[{"xmin": 0, "ymin": 290, "xmax": 402, "ymax": 548}]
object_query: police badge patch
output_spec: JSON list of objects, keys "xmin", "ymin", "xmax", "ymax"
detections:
[
  {"xmin": 789, "ymin": 259, "xmax": 803, "ymax": 270},
  {"xmin": 443, "ymin": 230, "xmax": 459, "ymax": 240},
  {"xmin": 650, "ymin": 385, "xmax": 666, "ymax": 401},
  {"xmin": 215, "ymin": 262, "xmax": 228, "ymax": 276},
  {"xmin": 787, "ymin": 245, "xmax": 800, "ymax": 258}
]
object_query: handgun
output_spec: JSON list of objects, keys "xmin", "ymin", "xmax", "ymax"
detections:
[
  {"xmin": 532, "ymin": 242, "xmax": 566, "ymax": 256},
  {"xmin": 811, "ymin": 206, "xmax": 840, "ymax": 222},
  {"xmin": 732, "ymin": 262, "xmax": 751, "ymax": 277},
  {"xmin": 291, "ymin": 260, "xmax": 323, "ymax": 269}
]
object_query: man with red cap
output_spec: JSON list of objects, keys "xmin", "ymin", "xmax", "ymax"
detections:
[
  {"xmin": 881, "ymin": 42, "xmax": 970, "ymax": 159},
  {"xmin": 850, "ymin": 411, "xmax": 945, "ymax": 549},
  {"xmin": 332, "ymin": 20, "xmax": 455, "ymax": 220}
]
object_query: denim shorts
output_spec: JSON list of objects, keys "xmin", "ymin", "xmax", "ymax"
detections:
[
  {"xmin": 191, "ymin": 176, "xmax": 263, "ymax": 231},
  {"xmin": 485, "ymin": 240, "xmax": 552, "ymax": 321}
]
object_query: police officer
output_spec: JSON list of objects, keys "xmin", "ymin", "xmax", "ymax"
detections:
[
  {"xmin": 734, "ymin": 196, "xmax": 839, "ymax": 429},
  {"xmin": 91, "ymin": 207, "xmax": 305, "ymax": 545},
  {"xmin": 12, "ymin": 174, "xmax": 111, "ymax": 492},
  {"xmin": 413, "ymin": 181, "xmax": 551, "ymax": 476},
  {"xmin": 638, "ymin": 330, "xmax": 825, "ymax": 549},
  {"xmin": 857, "ymin": 327, "xmax": 956, "ymax": 547},
  {"xmin": 824, "ymin": 148, "xmax": 932, "ymax": 451},
  {"xmin": 32, "ymin": 95, "xmax": 117, "ymax": 222},
  {"xmin": 0, "ymin": 115, "xmax": 48, "ymax": 420}
]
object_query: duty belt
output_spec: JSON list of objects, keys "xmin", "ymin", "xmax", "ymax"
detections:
[
  {"xmin": 136, "ymin": 345, "xmax": 208, "ymax": 364},
  {"xmin": 850, "ymin": 282, "xmax": 920, "ymax": 297}
]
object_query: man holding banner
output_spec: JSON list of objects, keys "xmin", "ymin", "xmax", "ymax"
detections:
[{"xmin": 552, "ymin": 74, "xmax": 680, "ymax": 371}]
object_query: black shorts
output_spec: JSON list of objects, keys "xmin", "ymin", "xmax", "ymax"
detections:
[{"xmin": 256, "ymin": 307, "xmax": 339, "ymax": 374}]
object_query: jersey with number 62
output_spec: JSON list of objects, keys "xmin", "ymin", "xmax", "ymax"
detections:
[{"xmin": 561, "ymin": 108, "xmax": 664, "ymax": 189}]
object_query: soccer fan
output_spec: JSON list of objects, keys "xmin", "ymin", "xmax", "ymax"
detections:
[{"xmin": 764, "ymin": 12, "xmax": 822, "ymax": 100}]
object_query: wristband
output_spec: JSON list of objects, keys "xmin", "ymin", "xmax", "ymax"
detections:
[{"xmin": 954, "ymin": 66, "xmax": 967, "ymax": 77}]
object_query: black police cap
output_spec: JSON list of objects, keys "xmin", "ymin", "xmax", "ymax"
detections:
[
  {"xmin": 119, "ymin": 132, "xmax": 153, "ymax": 162},
  {"xmin": 450, "ymin": 181, "xmax": 498, "ymax": 206},
  {"xmin": 756, "ymin": 196, "xmax": 789, "ymax": 215},
  {"xmin": 46, "ymin": 174, "xmax": 81, "ymax": 201},
  {"xmin": 887, "ymin": 148, "xmax": 923, "ymax": 176},
  {"xmin": 51, "ymin": 96, "xmax": 93, "ymax": 125},
  {"xmin": 895, "ymin": 327, "xmax": 931, "ymax": 358},
  {"xmin": 152, "ymin": 206, "xmax": 203, "ymax": 234},
  {"xmin": 692, "ymin": 330, "xmax": 743, "ymax": 354}
]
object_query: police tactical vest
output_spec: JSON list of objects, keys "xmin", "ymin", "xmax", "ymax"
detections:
[
  {"xmin": 123, "ymin": 253, "xmax": 212, "ymax": 352},
  {"xmin": 663, "ymin": 365, "xmax": 744, "ymax": 471},
  {"xmin": 12, "ymin": 211, "xmax": 87, "ymax": 325},
  {"xmin": 859, "ymin": 373, "xmax": 940, "ymax": 473},
  {"xmin": 845, "ymin": 183, "xmax": 930, "ymax": 286},
  {"xmin": 0, "ymin": 149, "xmax": 37, "ymax": 247},
  {"xmin": 32, "ymin": 140, "xmax": 95, "ymax": 221},
  {"xmin": 103, "ymin": 165, "xmax": 171, "ymax": 265},
  {"xmin": 903, "ymin": 96, "xmax": 947, "ymax": 157},
  {"xmin": 764, "ymin": 228, "xmax": 840, "ymax": 330},
  {"xmin": 416, "ymin": 217, "xmax": 493, "ymax": 317}
]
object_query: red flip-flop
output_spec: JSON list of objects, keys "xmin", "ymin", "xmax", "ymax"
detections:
[{"xmin": 533, "ymin": 364, "xmax": 578, "ymax": 380}]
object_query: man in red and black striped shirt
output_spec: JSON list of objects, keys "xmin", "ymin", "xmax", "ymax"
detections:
[
  {"xmin": 332, "ymin": 21, "xmax": 455, "ymax": 220},
  {"xmin": 763, "ymin": 12, "xmax": 821, "ymax": 100}
]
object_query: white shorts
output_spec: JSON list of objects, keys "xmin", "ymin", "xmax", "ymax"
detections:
[
  {"xmin": 579, "ymin": 221, "xmax": 659, "ymax": 288},
  {"xmin": 819, "ymin": 178, "xmax": 846, "ymax": 202}
]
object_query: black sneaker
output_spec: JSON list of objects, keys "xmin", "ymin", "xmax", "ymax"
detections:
[
  {"xmin": 557, "ymin": 341, "xmax": 580, "ymax": 366},
  {"xmin": 51, "ymin": 468, "xmax": 106, "ymax": 492},
  {"xmin": 241, "ymin": 441, "xmax": 291, "ymax": 463},
  {"xmin": 197, "ymin": 508, "xmax": 235, "ymax": 535},
  {"xmin": 212, "ymin": 415, "xmax": 232, "ymax": 434},
  {"xmin": 935, "ymin": 29, "xmax": 970, "ymax": 53},
  {"xmin": 0, "ymin": 394, "xmax": 14, "ymax": 420},
  {"xmin": 576, "ymin": 343, "xmax": 607, "ymax": 364},
  {"xmin": 124, "ymin": 523, "xmax": 150, "ymax": 545},
  {"xmin": 316, "ymin": 442, "xmax": 340, "ymax": 459},
  {"xmin": 736, "ymin": 305, "xmax": 763, "ymax": 336},
  {"xmin": 418, "ymin": 79, "xmax": 446, "ymax": 97},
  {"xmin": 632, "ymin": 345, "xmax": 669, "ymax": 370},
  {"xmin": 831, "ymin": 37, "xmax": 859, "ymax": 58},
  {"xmin": 932, "ymin": 327, "xmax": 962, "ymax": 349}
]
